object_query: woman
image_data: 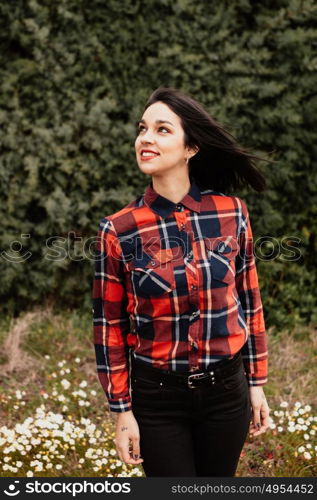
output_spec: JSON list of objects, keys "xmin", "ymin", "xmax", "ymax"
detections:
[{"xmin": 93, "ymin": 87, "xmax": 271, "ymax": 477}]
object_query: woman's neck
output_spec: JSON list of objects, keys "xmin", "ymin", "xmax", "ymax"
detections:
[{"xmin": 151, "ymin": 175, "xmax": 191, "ymax": 204}]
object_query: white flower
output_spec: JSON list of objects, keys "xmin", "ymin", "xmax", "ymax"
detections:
[
  {"xmin": 75, "ymin": 357, "xmax": 81, "ymax": 363},
  {"xmin": 277, "ymin": 426, "xmax": 283, "ymax": 432},
  {"xmin": 77, "ymin": 390, "xmax": 87, "ymax": 398},
  {"xmin": 26, "ymin": 471, "xmax": 34, "ymax": 477},
  {"xmin": 56, "ymin": 464, "xmax": 63, "ymax": 470},
  {"xmin": 61, "ymin": 379, "xmax": 71, "ymax": 390},
  {"xmin": 79, "ymin": 381, "xmax": 87, "ymax": 388},
  {"xmin": 298, "ymin": 446, "xmax": 305, "ymax": 453},
  {"xmin": 303, "ymin": 451, "xmax": 311, "ymax": 460},
  {"xmin": 280, "ymin": 401, "xmax": 288, "ymax": 408},
  {"xmin": 303, "ymin": 434, "xmax": 309, "ymax": 440}
]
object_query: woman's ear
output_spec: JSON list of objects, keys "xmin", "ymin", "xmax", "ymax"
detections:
[{"xmin": 188, "ymin": 145, "xmax": 199, "ymax": 159}]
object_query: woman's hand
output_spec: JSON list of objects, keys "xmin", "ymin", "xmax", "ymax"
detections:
[
  {"xmin": 248, "ymin": 386, "xmax": 270, "ymax": 437},
  {"xmin": 112, "ymin": 411, "xmax": 144, "ymax": 465}
]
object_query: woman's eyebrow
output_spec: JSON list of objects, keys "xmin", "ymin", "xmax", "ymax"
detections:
[{"xmin": 137, "ymin": 119, "xmax": 174, "ymax": 127}]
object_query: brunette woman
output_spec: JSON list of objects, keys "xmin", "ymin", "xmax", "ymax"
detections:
[{"xmin": 93, "ymin": 87, "xmax": 271, "ymax": 477}]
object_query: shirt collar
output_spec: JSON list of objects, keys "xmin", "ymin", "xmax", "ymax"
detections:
[{"xmin": 143, "ymin": 179, "xmax": 201, "ymax": 218}]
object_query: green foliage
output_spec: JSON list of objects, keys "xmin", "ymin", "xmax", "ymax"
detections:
[{"xmin": 0, "ymin": 0, "xmax": 316, "ymax": 331}]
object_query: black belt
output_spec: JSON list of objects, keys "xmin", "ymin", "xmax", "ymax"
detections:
[{"xmin": 131, "ymin": 350, "xmax": 243, "ymax": 389}]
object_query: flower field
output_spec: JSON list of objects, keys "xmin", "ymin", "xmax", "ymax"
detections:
[{"xmin": 0, "ymin": 308, "xmax": 316, "ymax": 477}]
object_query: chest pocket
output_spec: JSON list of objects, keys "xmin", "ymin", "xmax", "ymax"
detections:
[
  {"xmin": 203, "ymin": 236, "xmax": 240, "ymax": 284},
  {"xmin": 126, "ymin": 253, "xmax": 176, "ymax": 297}
]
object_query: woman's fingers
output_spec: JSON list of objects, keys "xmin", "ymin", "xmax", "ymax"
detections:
[
  {"xmin": 116, "ymin": 437, "xmax": 144, "ymax": 464},
  {"xmin": 250, "ymin": 402, "xmax": 270, "ymax": 436},
  {"xmin": 130, "ymin": 436, "xmax": 143, "ymax": 462}
]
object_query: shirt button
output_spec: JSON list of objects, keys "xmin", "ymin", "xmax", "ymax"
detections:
[
  {"xmin": 150, "ymin": 260, "xmax": 156, "ymax": 266},
  {"xmin": 191, "ymin": 341, "xmax": 198, "ymax": 351},
  {"xmin": 187, "ymin": 250, "xmax": 193, "ymax": 260},
  {"xmin": 191, "ymin": 284, "xmax": 197, "ymax": 290},
  {"xmin": 190, "ymin": 310, "xmax": 199, "ymax": 319},
  {"xmin": 218, "ymin": 243, "xmax": 226, "ymax": 253},
  {"xmin": 180, "ymin": 223, "xmax": 185, "ymax": 230}
]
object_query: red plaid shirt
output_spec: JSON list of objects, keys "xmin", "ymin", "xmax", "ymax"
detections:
[{"xmin": 92, "ymin": 180, "xmax": 268, "ymax": 413}]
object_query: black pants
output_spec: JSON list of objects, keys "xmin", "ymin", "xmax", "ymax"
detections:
[{"xmin": 130, "ymin": 351, "xmax": 251, "ymax": 477}]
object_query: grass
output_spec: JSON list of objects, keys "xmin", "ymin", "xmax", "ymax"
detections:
[{"xmin": 0, "ymin": 305, "xmax": 316, "ymax": 477}]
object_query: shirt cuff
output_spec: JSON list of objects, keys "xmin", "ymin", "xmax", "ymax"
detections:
[
  {"xmin": 108, "ymin": 396, "xmax": 132, "ymax": 413},
  {"xmin": 245, "ymin": 374, "xmax": 268, "ymax": 386}
]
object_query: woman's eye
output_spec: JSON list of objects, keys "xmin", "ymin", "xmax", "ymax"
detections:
[{"xmin": 136, "ymin": 125, "xmax": 169, "ymax": 134}]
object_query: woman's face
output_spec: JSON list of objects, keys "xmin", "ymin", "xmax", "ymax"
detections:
[{"xmin": 135, "ymin": 101, "xmax": 191, "ymax": 177}]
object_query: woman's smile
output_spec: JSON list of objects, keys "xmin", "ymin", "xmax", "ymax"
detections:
[{"xmin": 140, "ymin": 149, "xmax": 160, "ymax": 161}]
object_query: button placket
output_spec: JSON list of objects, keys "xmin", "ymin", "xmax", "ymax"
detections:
[
  {"xmin": 187, "ymin": 250, "xmax": 193, "ymax": 260},
  {"xmin": 190, "ymin": 310, "xmax": 199, "ymax": 320}
]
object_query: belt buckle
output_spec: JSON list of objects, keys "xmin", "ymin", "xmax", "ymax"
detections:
[{"xmin": 187, "ymin": 372, "xmax": 207, "ymax": 389}]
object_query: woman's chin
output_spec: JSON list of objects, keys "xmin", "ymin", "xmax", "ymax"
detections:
[{"xmin": 137, "ymin": 163, "xmax": 161, "ymax": 175}]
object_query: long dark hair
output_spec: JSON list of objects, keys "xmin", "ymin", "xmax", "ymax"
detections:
[{"xmin": 143, "ymin": 87, "xmax": 277, "ymax": 193}]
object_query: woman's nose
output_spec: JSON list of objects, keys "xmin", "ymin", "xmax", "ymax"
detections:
[{"xmin": 141, "ymin": 130, "xmax": 154, "ymax": 143}]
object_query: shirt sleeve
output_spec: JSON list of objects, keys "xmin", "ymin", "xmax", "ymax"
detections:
[
  {"xmin": 92, "ymin": 217, "xmax": 132, "ymax": 413},
  {"xmin": 235, "ymin": 198, "xmax": 268, "ymax": 386}
]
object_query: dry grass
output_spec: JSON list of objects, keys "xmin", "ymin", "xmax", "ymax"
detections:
[
  {"xmin": 0, "ymin": 306, "xmax": 316, "ymax": 477},
  {"xmin": 266, "ymin": 325, "xmax": 317, "ymax": 407}
]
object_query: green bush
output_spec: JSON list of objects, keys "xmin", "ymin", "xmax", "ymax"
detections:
[{"xmin": 0, "ymin": 0, "xmax": 316, "ymax": 331}]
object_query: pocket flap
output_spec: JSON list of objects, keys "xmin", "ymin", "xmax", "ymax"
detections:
[
  {"xmin": 125, "ymin": 250, "xmax": 173, "ymax": 271},
  {"xmin": 204, "ymin": 236, "xmax": 239, "ymax": 259}
]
